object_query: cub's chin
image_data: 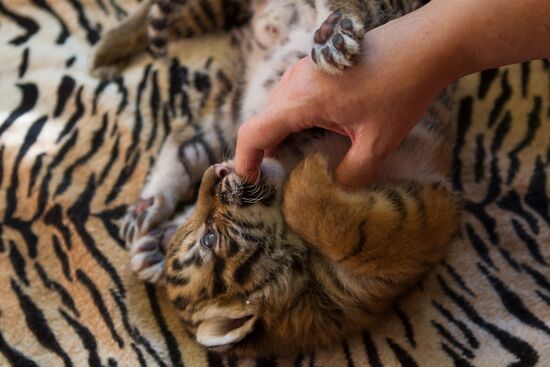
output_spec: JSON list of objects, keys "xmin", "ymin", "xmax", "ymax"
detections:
[
  {"xmin": 216, "ymin": 158, "xmax": 287, "ymax": 188},
  {"xmin": 259, "ymin": 158, "xmax": 287, "ymax": 188}
]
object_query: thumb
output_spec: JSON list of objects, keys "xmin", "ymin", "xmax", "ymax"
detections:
[{"xmin": 334, "ymin": 136, "xmax": 381, "ymax": 189}]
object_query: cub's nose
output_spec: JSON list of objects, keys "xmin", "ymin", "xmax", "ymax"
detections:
[{"xmin": 214, "ymin": 163, "xmax": 234, "ymax": 178}]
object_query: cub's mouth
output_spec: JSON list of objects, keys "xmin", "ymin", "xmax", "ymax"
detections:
[
  {"xmin": 214, "ymin": 159, "xmax": 286, "ymax": 187},
  {"xmin": 213, "ymin": 159, "xmax": 286, "ymax": 206}
]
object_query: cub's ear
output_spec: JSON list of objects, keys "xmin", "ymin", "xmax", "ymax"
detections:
[{"xmin": 196, "ymin": 314, "xmax": 257, "ymax": 348}]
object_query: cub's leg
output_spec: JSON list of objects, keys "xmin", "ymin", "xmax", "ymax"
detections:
[
  {"xmin": 283, "ymin": 155, "xmax": 460, "ymax": 281},
  {"xmin": 120, "ymin": 132, "xmax": 190, "ymax": 245},
  {"xmin": 91, "ymin": 0, "xmax": 151, "ymax": 80},
  {"xmin": 92, "ymin": 0, "xmax": 251, "ymax": 79},
  {"xmin": 312, "ymin": 0, "xmax": 428, "ymax": 74},
  {"xmin": 129, "ymin": 208, "xmax": 193, "ymax": 283},
  {"xmin": 148, "ymin": 0, "xmax": 252, "ymax": 57},
  {"xmin": 121, "ymin": 123, "xmax": 231, "ymax": 245}
]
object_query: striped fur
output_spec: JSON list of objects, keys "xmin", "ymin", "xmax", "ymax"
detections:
[
  {"xmin": 1, "ymin": 0, "xmax": 549, "ymax": 365},
  {"xmin": 107, "ymin": 0, "xmax": 462, "ymax": 356},
  {"xmin": 159, "ymin": 153, "xmax": 460, "ymax": 356},
  {"xmin": 91, "ymin": 0, "xmax": 430, "ymax": 78},
  {"xmin": 146, "ymin": 0, "xmax": 252, "ymax": 57}
]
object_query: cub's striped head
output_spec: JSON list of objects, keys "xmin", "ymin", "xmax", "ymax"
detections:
[{"xmin": 165, "ymin": 159, "xmax": 307, "ymax": 351}]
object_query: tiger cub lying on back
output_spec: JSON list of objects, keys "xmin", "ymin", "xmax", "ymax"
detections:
[{"xmin": 92, "ymin": 0, "xmax": 460, "ymax": 356}]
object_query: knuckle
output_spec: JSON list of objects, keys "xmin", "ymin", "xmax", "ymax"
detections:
[{"xmin": 237, "ymin": 123, "xmax": 252, "ymax": 141}]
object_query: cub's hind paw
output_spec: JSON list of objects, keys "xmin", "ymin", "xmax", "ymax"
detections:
[
  {"xmin": 120, "ymin": 194, "xmax": 174, "ymax": 245},
  {"xmin": 311, "ymin": 11, "xmax": 364, "ymax": 74},
  {"xmin": 90, "ymin": 46, "xmax": 130, "ymax": 81},
  {"xmin": 90, "ymin": 27, "xmax": 142, "ymax": 80},
  {"xmin": 91, "ymin": 65, "xmax": 125, "ymax": 81},
  {"xmin": 129, "ymin": 225, "xmax": 177, "ymax": 283},
  {"xmin": 90, "ymin": 38, "xmax": 127, "ymax": 80}
]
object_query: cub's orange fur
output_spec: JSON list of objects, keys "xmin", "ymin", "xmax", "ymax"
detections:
[
  {"xmin": 284, "ymin": 155, "xmax": 460, "ymax": 280},
  {"xmin": 161, "ymin": 155, "xmax": 460, "ymax": 356},
  {"xmin": 94, "ymin": 0, "xmax": 461, "ymax": 357}
]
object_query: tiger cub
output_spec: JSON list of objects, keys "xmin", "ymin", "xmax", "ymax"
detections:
[{"xmin": 93, "ymin": 0, "xmax": 460, "ymax": 356}]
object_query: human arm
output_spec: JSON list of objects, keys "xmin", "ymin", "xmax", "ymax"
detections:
[{"xmin": 234, "ymin": 0, "xmax": 550, "ymax": 188}]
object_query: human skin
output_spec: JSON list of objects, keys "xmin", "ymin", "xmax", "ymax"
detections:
[{"xmin": 234, "ymin": 0, "xmax": 550, "ymax": 188}]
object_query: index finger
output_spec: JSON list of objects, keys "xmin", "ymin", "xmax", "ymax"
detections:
[{"xmin": 234, "ymin": 111, "xmax": 293, "ymax": 182}]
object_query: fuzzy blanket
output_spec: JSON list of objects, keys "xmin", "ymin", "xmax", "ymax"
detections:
[{"xmin": 0, "ymin": 1, "xmax": 549, "ymax": 366}]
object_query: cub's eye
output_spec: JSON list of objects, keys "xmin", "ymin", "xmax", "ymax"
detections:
[{"xmin": 200, "ymin": 230, "xmax": 218, "ymax": 249}]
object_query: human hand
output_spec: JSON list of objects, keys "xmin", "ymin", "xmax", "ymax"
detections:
[
  {"xmin": 235, "ymin": 12, "xmax": 452, "ymax": 188},
  {"xmin": 236, "ymin": 0, "xmax": 550, "ymax": 188}
]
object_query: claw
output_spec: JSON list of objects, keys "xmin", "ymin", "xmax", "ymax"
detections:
[
  {"xmin": 120, "ymin": 220, "xmax": 130, "ymax": 239},
  {"xmin": 127, "ymin": 226, "xmax": 135, "ymax": 244},
  {"xmin": 131, "ymin": 240, "xmax": 159, "ymax": 255},
  {"xmin": 136, "ymin": 197, "xmax": 154, "ymax": 214},
  {"xmin": 137, "ymin": 211, "xmax": 148, "ymax": 227}
]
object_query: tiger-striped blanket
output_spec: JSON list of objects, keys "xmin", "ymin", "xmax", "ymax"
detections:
[{"xmin": 0, "ymin": 0, "xmax": 549, "ymax": 366}]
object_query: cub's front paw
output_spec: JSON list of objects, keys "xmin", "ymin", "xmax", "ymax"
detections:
[
  {"xmin": 120, "ymin": 194, "xmax": 174, "ymax": 245},
  {"xmin": 129, "ymin": 225, "xmax": 177, "ymax": 283},
  {"xmin": 311, "ymin": 11, "xmax": 364, "ymax": 74}
]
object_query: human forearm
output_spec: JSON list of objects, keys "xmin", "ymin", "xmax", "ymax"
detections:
[
  {"xmin": 418, "ymin": 0, "xmax": 550, "ymax": 81},
  {"xmin": 235, "ymin": 0, "xmax": 550, "ymax": 187}
]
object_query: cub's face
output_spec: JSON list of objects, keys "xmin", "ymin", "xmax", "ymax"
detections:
[{"xmin": 165, "ymin": 160, "xmax": 305, "ymax": 350}]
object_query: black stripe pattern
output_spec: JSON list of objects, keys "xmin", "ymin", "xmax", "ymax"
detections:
[{"xmin": 0, "ymin": 0, "xmax": 548, "ymax": 366}]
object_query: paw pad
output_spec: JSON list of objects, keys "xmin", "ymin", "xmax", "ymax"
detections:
[
  {"xmin": 129, "ymin": 226, "xmax": 177, "ymax": 283},
  {"xmin": 313, "ymin": 11, "xmax": 341, "ymax": 43},
  {"xmin": 120, "ymin": 195, "xmax": 174, "ymax": 246},
  {"xmin": 311, "ymin": 10, "xmax": 364, "ymax": 74}
]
